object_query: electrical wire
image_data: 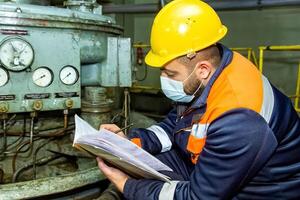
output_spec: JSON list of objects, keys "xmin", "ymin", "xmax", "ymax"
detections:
[
  {"xmin": 11, "ymin": 137, "xmax": 41, "ymax": 173},
  {"xmin": 32, "ymin": 138, "xmax": 55, "ymax": 179},
  {"xmin": 132, "ymin": 47, "xmax": 148, "ymax": 82},
  {"xmin": 12, "ymin": 154, "xmax": 62, "ymax": 183},
  {"xmin": 11, "ymin": 127, "xmax": 74, "ymax": 175}
]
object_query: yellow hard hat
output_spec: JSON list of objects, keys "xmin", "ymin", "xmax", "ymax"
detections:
[{"xmin": 145, "ymin": 0, "xmax": 227, "ymax": 67}]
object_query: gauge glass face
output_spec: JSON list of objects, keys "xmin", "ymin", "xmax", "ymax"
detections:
[
  {"xmin": 32, "ymin": 67, "xmax": 53, "ymax": 87},
  {"xmin": 60, "ymin": 66, "xmax": 79, "ymax": 85},
  {"xmin": 0, "ymin": 67, "xmax": 9, "ymax": 87},
  {"xmin": 0, "ymin": 38, "xmax": 34, "ymax": 71}
]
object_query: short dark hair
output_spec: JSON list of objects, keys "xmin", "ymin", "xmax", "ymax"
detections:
[{"xmin": 177, "ymin": 45, "xmax": 221, "ymax": 70}]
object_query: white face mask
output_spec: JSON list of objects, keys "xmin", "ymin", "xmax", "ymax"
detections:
[{"xmin": 160, "ymin": 69, "xmax": 203, "ymax": 103}]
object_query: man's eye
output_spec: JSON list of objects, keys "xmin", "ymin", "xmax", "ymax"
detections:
[{"xmin": 165, "ymin": 71, "xmax": 176, "ymax": 77}]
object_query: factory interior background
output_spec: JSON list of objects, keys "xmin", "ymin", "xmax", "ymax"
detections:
[{"xmin": 0, "ymin": 0, "xmax": 299, "ymax": 199}]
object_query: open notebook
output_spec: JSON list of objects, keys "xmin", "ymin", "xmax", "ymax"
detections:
[{"xmin": 73, "ymin": 115, "xmax": 172, "ymax": 182}]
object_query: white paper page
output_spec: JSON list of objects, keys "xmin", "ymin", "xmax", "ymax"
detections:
[
  {"xmin": 74, "ymin": 115, "xmax": 173, "ymax": 172},
  {"xmin": 79, "ymin": 137, "xmax": 171, "ymax": 181},
  {"xmin": 73, "ymin": 115, "xmax": 98, "ymax": 145}
]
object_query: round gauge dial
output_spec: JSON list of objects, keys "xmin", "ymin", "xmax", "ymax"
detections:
[
  {"xmin": 0, "ymin": 67, "xmax": 9, "ymax": 87},
  {"xmin": 32, "ymin": 67, "xmax": 53, "ymax": 87},
  {"xmin": 0, "ymin": 37, "xmax": 34, "ymax": 71},
  {"xmin": 60, "ymin": 65, "xmax": 79, "ymax": 85}
]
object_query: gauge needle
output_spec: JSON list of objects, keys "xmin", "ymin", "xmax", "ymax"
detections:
[
  {"xmin": 10, "ymin": 42, "xmax": 17, "ymax": 52},
  {"xmin": 62, "ymin": 72, "xmax": 71, "ymax": 80},
  {"xmin": 18, "ymin": 44, "xmax": 26, "ymax": 54},
  {"xmin": 34, "ymin": 74, "xmax": 46, "ymax": 82}
]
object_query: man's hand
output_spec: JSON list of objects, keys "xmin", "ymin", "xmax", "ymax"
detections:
[
  {"xmin": 97, "ymin": 157, "xmax": 129, "ymax": 193},
  {"xmin": 99, "ymin": 124, "xmax": 126, "ymax": 138}
]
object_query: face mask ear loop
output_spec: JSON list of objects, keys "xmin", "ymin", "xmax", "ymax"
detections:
[
  {"xmin": 183, "ymin": 65, "xmax": 198, "ymax": 83},
  {"xmin": 187, "ymin": 70, "xmax": 211, "ymax": 96},
  {"xmin": 192, "ymin": 80, "xmax": 203, "ymax": 96}
]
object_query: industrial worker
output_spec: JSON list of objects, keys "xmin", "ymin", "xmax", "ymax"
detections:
[{"xmin": 97, "ymin": 0, "xmax": 300, "ymax": 199}]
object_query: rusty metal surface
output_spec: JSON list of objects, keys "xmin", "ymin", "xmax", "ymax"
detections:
[
  {"xmin": 0, "ymin": 167, "xmax": 105, "ymax": 199},
  {"xmin": 0, "ymin": 3, "xmax": 123, "ymax": 34}
]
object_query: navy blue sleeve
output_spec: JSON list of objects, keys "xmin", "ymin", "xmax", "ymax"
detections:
[
  {"xmin": 127, "ymin": 108, "xmax": 177, "ymax": 155},
  {"xmin": 123, "ymin": 109, "xmax": 278, "ymax": 200}
]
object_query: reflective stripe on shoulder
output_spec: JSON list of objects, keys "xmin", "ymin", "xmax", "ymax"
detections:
[
  {"xmin": 147, "ymin": 125, "xmax": 172, "ymax": 152},
  {"xmin": 191, "ymin": 123, "xmax": 209, "ymax": 138},
  {"xmin": 260, "ymin": 76, "xmax": 275, "ymax": 123},
  {"xmin": 159, "ymin": 181, "xmax": 179, "ymax": 200}
]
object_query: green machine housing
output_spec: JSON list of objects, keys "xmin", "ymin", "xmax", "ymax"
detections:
[{"xmin": 0, "ymin": 1, "xmax": 132, "ymax": 113}]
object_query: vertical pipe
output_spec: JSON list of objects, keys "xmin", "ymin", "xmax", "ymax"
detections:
[
  {"xmin": 251, "ymin": 50, "xmax": 259, "ymax": 67},
  {"xmin": 63, "ymin": 109, "xmax": 69, "ymax": 129},
  {"xmin": 247, "ymin": 49, "xmax": 251, "ymax": 60},
  {"xmin": 30, "ymin": 115, "xmax": 34, "ymax": 146},
  {"xmin": 259, "ymin": 47, "xmax": 264, "ymax": 73},
  {"xmin": 0, "ymin": 118, "xmax": 7, "ymax": 160},
  {"xmin": 159, "ymin": 0, "xmax": 165, "ymax": 7},
  {"xmin": 124, "ymin": 88, "xmax": 129, "ymax": 135},
  {"xmin": 295, "ymin": 62, "xmax": 300, "ymax": 112}
]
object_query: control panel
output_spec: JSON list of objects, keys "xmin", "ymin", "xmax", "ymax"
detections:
[{"xmin": 0, "ymin": 30, "xmax": 81, "ymax": 113}]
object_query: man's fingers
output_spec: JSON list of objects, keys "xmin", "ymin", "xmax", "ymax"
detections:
[
  {"xmin": 99, "ymin": 124, "xmax": 120, "ymax": 133},
  {"xmin": 97, "ymin": 157, "xmax": 112, "ymax": 175},
  {"xmin": 99, "ymin": 124, "xmax": 127, "ymax": 138}
]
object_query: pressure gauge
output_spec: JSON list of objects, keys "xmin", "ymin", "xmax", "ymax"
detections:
[
  {"xmin": 0, "ymin": 67, "xmax": 9, "ymax": 87},
  {"xmin": 0, "ymin": 37, "xmax": 34, "ymax": 71},
  {"xmin": 32, "ymin": 67, "xmax": 53, "ymax": 87},
  {"xmin": 59, "ymin": 65, "xmax": 79, "ymax": 85}
]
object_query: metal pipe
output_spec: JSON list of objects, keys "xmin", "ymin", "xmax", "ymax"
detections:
[
  {"xmin": 295, "ymin": 63, "xmax": 300, "ymax": 112},
  {"xmin": 0, "ymin": 117, "xmax": 7, "ymax": 161},
  {"xmin": 0, "ymin": 168, "xmax": 3, "ymax": 184},
  {"xmin": 259, "ymin": 47, "xmax": 264, "ymax": 72},
  {"xmin": 1, "ymin": 167, "xmax": 106, "ymax": 199},
  {"xmin": 159, "ymin": 0, "xmax": 165, "ymax": 8},
  {"xmin": 260, "ymin": 45, "xmax": 300, "ymax": 51},
  {"xmin": 124, "ymin": 88, "xmax": 129, "ymax": 135},
  {"xmin": 29, "ymin": 115, "xmax": 34, "ymax": 147},
  {"xmin": 102, "ymin": 0, "xmax": 300, "ymax": 14},
  {"xmin": 63, "ymin": 109, "xmax": 69, "ymax": 129}
]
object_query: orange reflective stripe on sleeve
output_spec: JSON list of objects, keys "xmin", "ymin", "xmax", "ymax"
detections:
[{"xmin": 131, "ymin": 138, "xmax": 142, "ymax": 148}]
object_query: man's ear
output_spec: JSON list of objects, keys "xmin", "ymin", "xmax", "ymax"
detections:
[{"xmin": 195, "ymin": 61, "xmax": 212, "ymax": 80}]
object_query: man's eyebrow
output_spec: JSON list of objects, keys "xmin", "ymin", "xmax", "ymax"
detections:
[{"xmin": 160, "ymin": 68, "xmax": 177, "ymax": 73}]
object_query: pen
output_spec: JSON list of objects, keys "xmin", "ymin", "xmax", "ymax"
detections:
[{"xmin": 115, "ymin": 123, "xmax": 134, "ymax": 134}]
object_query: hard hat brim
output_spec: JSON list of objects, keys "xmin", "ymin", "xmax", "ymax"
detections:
[{"xmin": 145, "ymin": 50, "xmax": 171, "ymax": 68}]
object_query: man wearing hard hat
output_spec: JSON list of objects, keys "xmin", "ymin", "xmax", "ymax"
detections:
[{"xmin": 97, "ymin": 0, "xmax": 300, "ymax": 199}]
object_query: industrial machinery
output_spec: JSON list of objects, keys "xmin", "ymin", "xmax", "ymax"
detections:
[{"xmin": 0, "ymin": 0, "xmax": 133, "ymax": 199}]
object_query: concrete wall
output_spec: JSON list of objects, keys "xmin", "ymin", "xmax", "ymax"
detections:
[{"xmin": 115, "ymin": 4, "xmax": 300, "ymax": 99}]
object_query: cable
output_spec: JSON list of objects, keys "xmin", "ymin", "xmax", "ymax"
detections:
[
  {"xmin": 135, "ymin": 63, "xmax": 148, "ymax": 81},
  {"xmin": 12, "ymin": 154, "xmax": 62, "ymax": 183},
  {"xmin": 32, "ymin": 138, "xmax": 55, "ymax": 179},
  {"xmin": 11, "ymin": 137, "xmax": 41, "ymax": 173},
  {"xmin": 132, "ymin": 47, "xmax": 148, "ymax": 82}
]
